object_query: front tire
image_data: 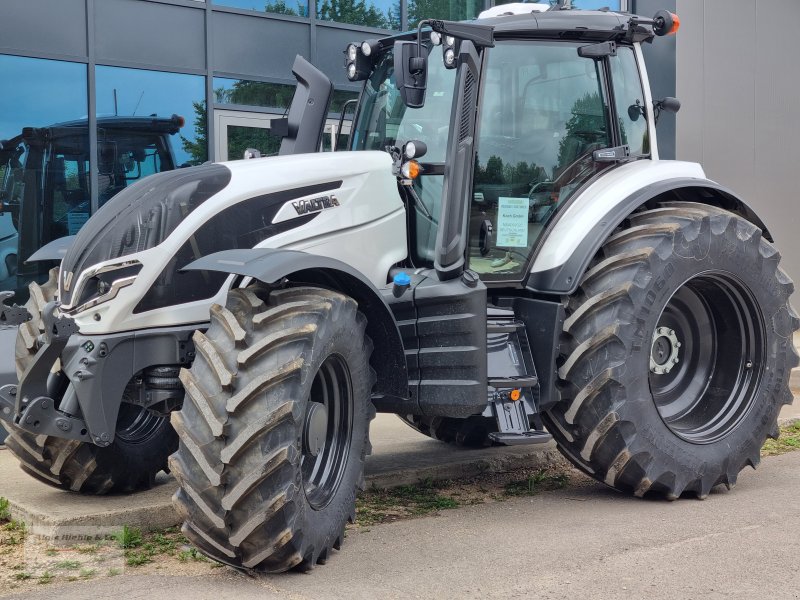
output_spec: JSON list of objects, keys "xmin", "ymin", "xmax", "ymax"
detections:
[
  {"xmin": 544, "ymin": 203, "xmax": 799, "ymax": 499},
  {"xmin": 2, "ymin": 268, "xmax": 177, "ymax": 494},
  {"xmin": 170, "ymin": 285, "xmax": 375, "ymax": 572}
]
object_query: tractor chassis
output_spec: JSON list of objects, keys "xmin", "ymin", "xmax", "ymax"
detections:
[{"xmin": 0, "ymin": 300, "xmax": 196, "ymax": 447}]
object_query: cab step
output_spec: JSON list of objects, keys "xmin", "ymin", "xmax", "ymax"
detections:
[{"xmin": 488, "ymin": 375, "xmax": 538, "ymax": 390}]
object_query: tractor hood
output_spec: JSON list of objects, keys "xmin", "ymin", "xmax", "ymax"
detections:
[
  {"xmin": 59, "ymin": 163, "xmax": 233, "ymax": 307},
  {"xmin": 58, "ymin": 150, "xmax": 406, "ymax": 332}
]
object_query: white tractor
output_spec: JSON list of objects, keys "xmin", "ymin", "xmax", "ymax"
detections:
[{"xmin": 1, "ymin": 6, "xmax": 796, "ymax": 572}]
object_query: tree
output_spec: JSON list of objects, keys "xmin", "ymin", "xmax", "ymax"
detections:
[
  {"xmin": 408, "ymin": 0, "xmax": 481, "ymax": 27},
  {"xmin": 214, "ymin": 80, "xmax": 295, "ymax": 109},
  {"xmin": 556, "ymin": 91, "xmax": 604, "ymax": 170},
  {"xmin": 181, "ymin": 101, "xmax": 207, "ymax": 166},
  {"xmin": 317, "ymin": 0, "xmax": 392, "ymax": 29},
  {"xmin": 264, "ymin": 0, "xmax": 308, "ymax": 16}
]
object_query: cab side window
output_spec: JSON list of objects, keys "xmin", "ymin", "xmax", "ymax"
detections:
[{"xmin": 610, "ymin": 47, "xmax": 650, "ymax": 156}]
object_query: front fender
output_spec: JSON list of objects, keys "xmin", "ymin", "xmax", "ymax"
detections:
[
  {"xmin": 184, "ymin": 248, "xmax": 409, "ymax": 402},
  {"xmin": 527, "ymin": 161, "xmax": 772, "ymax": 295}
]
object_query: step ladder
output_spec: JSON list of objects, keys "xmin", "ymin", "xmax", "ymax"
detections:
[{"xmin": 486, "ymin": 311, "xmax": 553, "ymax": 446}]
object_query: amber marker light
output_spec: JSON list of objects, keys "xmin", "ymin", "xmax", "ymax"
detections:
[
  {"xmin": 667, "ymin": 12, "xmax": 680, "ymax": 35},
  {"xmin": 509, "ymin": 389, "xmax": 522, "ymax": 402},
  {"xmin": 401, "ymin": 160, "xmax": 422, "ymax": 180}
]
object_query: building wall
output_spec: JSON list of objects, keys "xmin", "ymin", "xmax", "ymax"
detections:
[{"xmin": 675, "ymin": 0, "xmax": 800, "ymax": 285}]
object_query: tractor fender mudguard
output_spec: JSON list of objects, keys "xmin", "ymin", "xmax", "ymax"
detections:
[
  {"xmin": 183, "ymin": 248, "xmax": 408, "ymax": 401},
  {"xmin": 527, "ymin": 172, "xmax": 772, "ymax": 296}
]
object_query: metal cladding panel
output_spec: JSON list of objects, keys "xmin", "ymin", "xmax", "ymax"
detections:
[
  {"xmin": 675, "ymin": 0, "xmax": 800, "ymax": 287},
  {"xmin": 700, "ymin": 0, "xmax": 757, "ymax": 202},
  {"xmin": 753, "ymin": 0, "xmax": 800, "ymax": 279},
  {"xmin": 315, "ymin": 26, "xmax": 366, "ymax": 88},
  {"xmin": 674, "ymin": 0, "xmax": 703, "ymax": 165},
  {"xmin": 95, "ymin": 0, "xmax": 206, "ymax": 71},
  {"xmin": 212, "ymin": 11, "xmax": 310, "ymax": 80},
  {"xmin": 0, "ymin": 0, "xmax": 87, "ymax": 58}
]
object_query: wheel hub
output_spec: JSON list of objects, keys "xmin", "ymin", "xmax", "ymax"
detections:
[
  {"xmin": 303, "ymin": 402, "xmax": 328, "ymax": 458},
  {"xmin": 650, "ymin": 326, "xmax": 681, "ymax": 375}
]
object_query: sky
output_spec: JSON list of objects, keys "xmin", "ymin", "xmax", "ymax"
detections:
[
  {"xmin": 0, "ymin": 55, "xmax": 87, "ymax": 141},
  {"xmin": 95, "ymin": 66, "xmax": 205, "ymax": 165}
]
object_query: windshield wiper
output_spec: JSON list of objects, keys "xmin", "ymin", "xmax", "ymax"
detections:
[{"xmin": 593, "ymin": 145, "xmax": 631, "ymax": 163}]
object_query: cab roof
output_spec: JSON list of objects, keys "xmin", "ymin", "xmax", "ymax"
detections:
[{"xmin": 479, "ymin": 10, "xmax": 653, "ymax": 43}]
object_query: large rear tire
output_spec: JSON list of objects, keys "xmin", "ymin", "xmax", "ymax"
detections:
[
  {"xmin": 543, "ymin": 203, "xmax": 799, "ymax": 499},
  {"xmin": 2, "ymin": 268, "xmax": 177, "ymax": 494},
  {"xmin": 170, "ymin": 285, "xmax": 375, "ymax": 572}
]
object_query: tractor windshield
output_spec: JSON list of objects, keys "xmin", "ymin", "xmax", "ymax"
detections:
[{"xmin": 350, "ymin": 43, "xmax": 456, "ymax": 264}]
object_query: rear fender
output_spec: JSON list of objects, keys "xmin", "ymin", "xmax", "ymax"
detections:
[
  {"xmin": 183, "ymin": 248, "xmax": 408, "ymax": 401},
  {"xmin": 527, "ymin": 169, "xmax": 772, "ymax": 295}
]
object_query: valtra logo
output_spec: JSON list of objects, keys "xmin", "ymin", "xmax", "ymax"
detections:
[{"xmin": 292, "ymin": 194, "xmax": 340, "ymax": 216}]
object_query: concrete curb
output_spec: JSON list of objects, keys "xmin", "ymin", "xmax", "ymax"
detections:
[
  {"xmin": 1, "ymin": 443, "xmax": 567, "ymax": 540},
  {"xmin": 364, "ymin": 443, "xmax": 569, "ymax": 490}
]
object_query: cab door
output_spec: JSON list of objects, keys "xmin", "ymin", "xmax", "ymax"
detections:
[{"xmin": 466, "ymin": 40, "xmax": 616, "ymax": 284}]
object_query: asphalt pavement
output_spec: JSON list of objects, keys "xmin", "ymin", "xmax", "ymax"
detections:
[{"xmin": 4, "ymin": 450, "xmax": 800, "ymax": 600}]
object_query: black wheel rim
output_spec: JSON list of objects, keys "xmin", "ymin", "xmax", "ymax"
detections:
[
  {"xmin": 115, "ymin": 404, "xmax": 164, "ymax": 444},
  {"xmin": 301, "ymin": 354, "xmax": 354, "ymax": 510},
  {"xmin": 649, "ymin": 272, "xmax": 765, "ymax": 444}
]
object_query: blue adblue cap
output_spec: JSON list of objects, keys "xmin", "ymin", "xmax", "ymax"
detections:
[{"xmin": 393, "ymin": 272, "xmax": 411, "ymax": 287}]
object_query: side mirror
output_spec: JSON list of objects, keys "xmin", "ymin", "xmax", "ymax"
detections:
[
  {"xmin": 394, "ymin": 40, "xmax": 428, "ymax": 109},
  {"xmin": 627, "ymin": 100, "xmax": 646, "ymax": 122},
  {"xmin": 654, "ymin": 97, "xmax": 681, "ymax": 124}
]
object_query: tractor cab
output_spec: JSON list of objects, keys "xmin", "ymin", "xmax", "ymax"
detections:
[{"xmin": 343, "ymin": 8, "xmax": 679, "ymax": 286}]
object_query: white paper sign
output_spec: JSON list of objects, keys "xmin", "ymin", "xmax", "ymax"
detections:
[{"xmin": 496, "ymin": 197, "xmax": 529, "ymax": 248}]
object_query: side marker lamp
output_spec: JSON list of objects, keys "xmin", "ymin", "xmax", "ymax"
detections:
[{"xmin": 401, "ymin": 160, "xmax": 422, "ymax": 180}]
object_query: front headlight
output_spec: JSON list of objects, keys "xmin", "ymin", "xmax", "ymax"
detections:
[{"xmin": 60, "ymin": 261, "xmax": 142, "ymax": 314}]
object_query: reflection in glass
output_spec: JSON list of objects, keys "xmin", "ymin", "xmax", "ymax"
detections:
[
  {"xmin": 214, "ymin": 78, "xmax": 295, "ymax": 109},
  {"xmin": 0, "ymin": 55, "xmax": 89, "ymax": 300},
  {"xmin": 226, "ymin": 124, "xmax": 284, "ymax": 160},
  {"xmin": 316, "ymin": 0, "xmax": 400, "ymax": 29},
  {"xmin": 96, "ymin": 116, "xmax": 182, "ymax": 207},
  {"xmin": 331, "ymin": 89, "xmax": 359, "ymax": 113},
  {"xmin": 213, "ymin": 0, "xmax": 309, "ymax": 16},
  {"xmin": 96, "ymin": 66, "xmax": 207, "ymax": 166},
  {"xmin": 407, "ymin": 0, "xmax": 481, "ymax": 27},
  {"xmin": 495, "ymin": 0, "xmax": 622, "ymax": 9}
]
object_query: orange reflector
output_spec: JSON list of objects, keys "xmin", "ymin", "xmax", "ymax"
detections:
[
  {"xmin": 668, "ymin": 12, "xmax": 680, "ymax": 35},
  {"xmin": 509, "ymin": 389, "xmax": 521, "ymax": 402},
  {"xmin": 401, "ymin": 160, "xmax": 422, "ymax": 180}
]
